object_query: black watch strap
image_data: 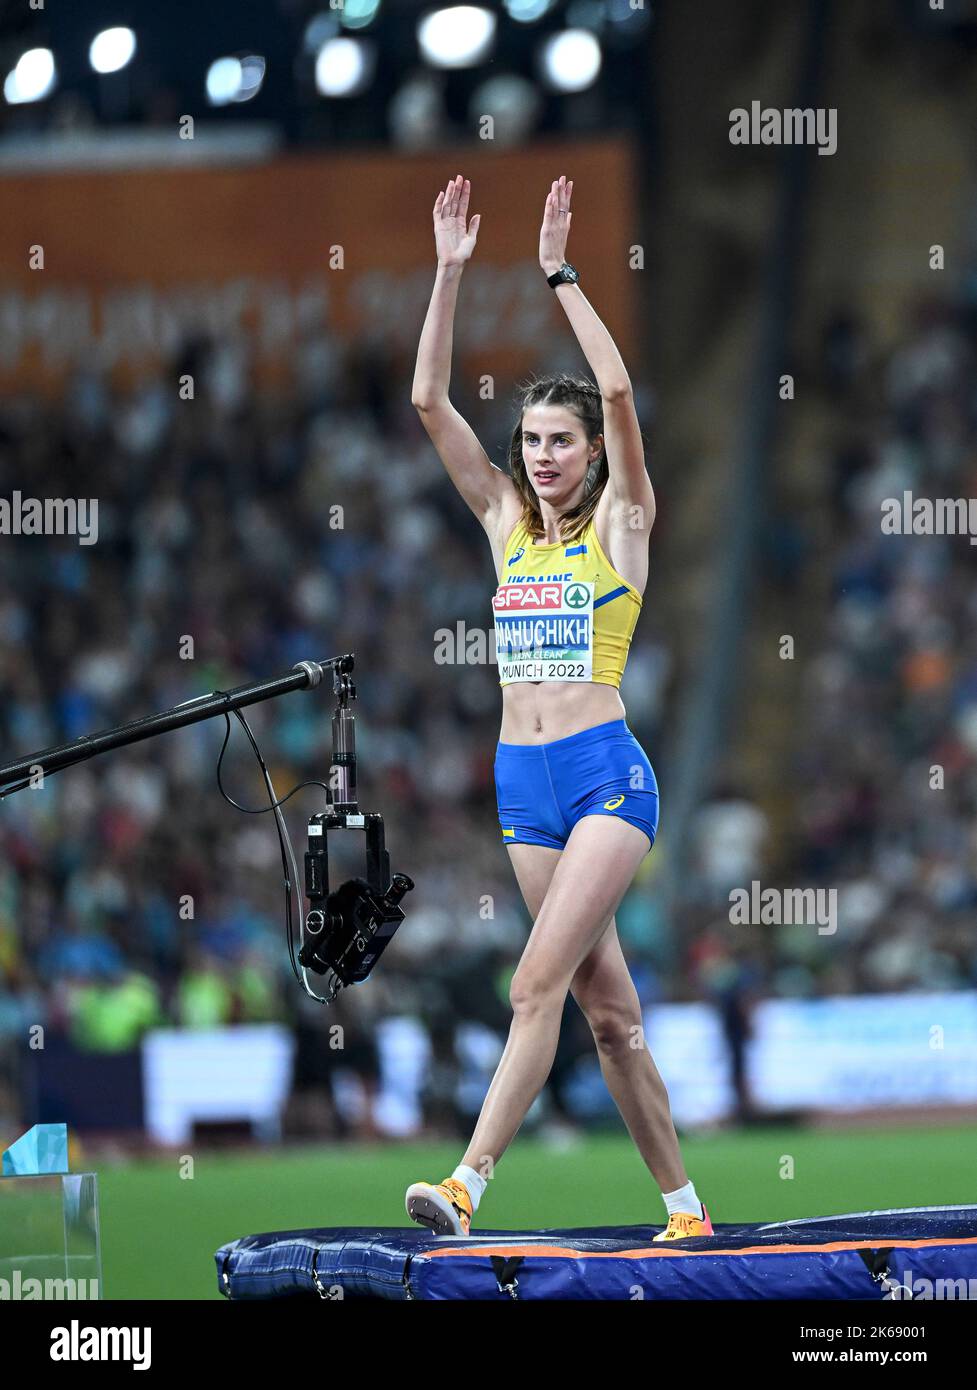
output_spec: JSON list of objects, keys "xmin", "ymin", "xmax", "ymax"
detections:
[{"xmin": 547, "ymin": 262, "xmax": 579, "ymax": 288}]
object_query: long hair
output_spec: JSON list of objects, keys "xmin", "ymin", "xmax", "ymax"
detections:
[{"xmin": 506, "ymin": 372, "xmax": 609, "ymax": 544}]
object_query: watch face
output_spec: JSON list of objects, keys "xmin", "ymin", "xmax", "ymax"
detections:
[{"xmin": 563, "ymin": 264, "xmax": 579, "ymax": 281}]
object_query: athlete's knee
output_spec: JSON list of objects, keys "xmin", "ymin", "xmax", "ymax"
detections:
[
  {"xmin": 508, "ymin": 966, "xmax": 566, "ymax": 1017},
  {"xmin": 580, "ymin": 999, "xmax": 643, "ymax": 1055}
]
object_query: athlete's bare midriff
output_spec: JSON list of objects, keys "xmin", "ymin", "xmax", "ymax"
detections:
[{"xmin": 499, "ymin": 680, "xmax": 626, "ymax": 744}]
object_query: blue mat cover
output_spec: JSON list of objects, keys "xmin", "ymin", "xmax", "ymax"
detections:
[{"xmin": 215, "ymin": 1204, "xmax": 977, "ymax": 1300}]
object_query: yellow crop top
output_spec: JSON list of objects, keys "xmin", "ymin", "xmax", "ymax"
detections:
[{"xmin": 492, "ymin": 514, "xmax": 642, "ymax": 688}]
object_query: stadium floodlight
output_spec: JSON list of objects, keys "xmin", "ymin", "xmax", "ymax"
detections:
[
  {"xmin": 315, "ymin": 37, "xmax": 375, "ymax": 97},
  {"xmin": 4, "ymin": 47, "xmax": 57, "ymax": 105},
  {"xmin": 417, "ymin": 6, "xmax": 496, "ymax": 68},
  {"xmin": 538, "ymin": 28, "xmax": 602, "ymax": 92},
  {"xmin": 503, "ymin": 0, "xmax": 555, "ymax": 22},
  {"xmin": 206, "ymin": 57, "xmax": 243, "ymax": 105},
  {"xmin": 205, "ymin": 55, "xmax": 265, "ymax": 106},
  {"xmin": 340, "ymin": 0, "xmax": 383, "ymax": 30},
  {"xmin": 235, "ymin": 55, "xmax": 266, "ymax": 102},
  {"xmin": 89, "ymin": 27, "xmax": 137, "ymax": 75}
]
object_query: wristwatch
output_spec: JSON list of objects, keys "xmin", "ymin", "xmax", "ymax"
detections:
[{"xmin": 546, "ymin": 262, "xmax": 580, "ymax": 288}]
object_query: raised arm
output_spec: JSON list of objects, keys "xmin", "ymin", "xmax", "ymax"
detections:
[
  {"xmin": 539, "ymin": 176, "xmax": 654, "ymax": 516},
  {"xmin": 412, "ymin": 175, "xmax": 511, "ymax": 527}
]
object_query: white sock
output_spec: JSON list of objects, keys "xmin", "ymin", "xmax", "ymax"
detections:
[
  {"xmin": 452, "ymin": 1164, "xmax": 487, "ymax": 1212},
  {"xmin": 662, "ymin": 1180, "xmax": 703, "ymax": 1220}
]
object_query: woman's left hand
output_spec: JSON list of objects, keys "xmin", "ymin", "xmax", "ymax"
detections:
[{"xmin": 539, "ymin": 175, "xmax": 573, "ymax": 275}]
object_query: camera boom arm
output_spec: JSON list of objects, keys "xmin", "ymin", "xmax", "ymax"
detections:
[
  {"xmin": 297, "ymin": 656, "xmax": 414, "ymax": 1001},
  {"xmin": 0, "ymin": 652, "xmax": 413, "ymax": 1005}
]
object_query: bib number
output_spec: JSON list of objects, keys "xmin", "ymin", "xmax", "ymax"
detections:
[{"xmin": 493, "ymin": 579, "xmax": 594, "ymax": 682}]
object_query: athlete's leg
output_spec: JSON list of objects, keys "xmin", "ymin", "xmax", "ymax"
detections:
[
  {"xmin": 504, "ymin": 841, "xmax": 562, "ymax": 920},
  {"xmin": 504, "ymin": 838, "xmax": 687, "ymax": 1193},
  {"xmin": 569, "ymin": 912, "xmax": 687, "ymax": 1192},
  {"xmin": 460, "ymin": 813, "xmax": 649, "ymax": 1174}
]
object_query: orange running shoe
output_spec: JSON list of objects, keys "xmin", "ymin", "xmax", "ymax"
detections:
[
  {"xmin": 653, "ymin": 1203, "xmax": 713, "ymax": 1242},
  {"xmin": 405, "ymin": 1178, "xmax": 473, "ymax": 1237}
]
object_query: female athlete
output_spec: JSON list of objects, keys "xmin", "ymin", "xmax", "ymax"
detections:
[{"xmin": 405, "ymin": 173, "xmax": 711, "ymax": 1243}]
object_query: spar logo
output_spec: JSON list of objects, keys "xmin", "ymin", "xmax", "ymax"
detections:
[
  {"xmin": 565, "ymin": 583, "xmax": 589, "ymax": 608},
  {"xmin": 493, "ymin": 581, "xmax": 564, "ymax": 610}
]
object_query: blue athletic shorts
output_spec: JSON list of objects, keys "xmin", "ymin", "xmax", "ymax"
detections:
[{"xmin": 494, "ymin": 718, "xmax": 659, "ymax": 853}]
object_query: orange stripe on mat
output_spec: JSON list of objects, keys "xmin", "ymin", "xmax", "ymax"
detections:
[{"xmin": 423, "ymin": 1235, "xmax": 977, "ymax": 1261}]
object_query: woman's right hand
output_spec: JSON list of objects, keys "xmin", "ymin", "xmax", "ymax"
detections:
[{"xmin": 433, "ymin": 174, "xmax": 481, "ymax": 266}]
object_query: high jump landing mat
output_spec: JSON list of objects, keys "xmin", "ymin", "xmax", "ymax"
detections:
[{"xmin": 215, "ymin": 1204, "xmax": 977, "ymax": 1300}]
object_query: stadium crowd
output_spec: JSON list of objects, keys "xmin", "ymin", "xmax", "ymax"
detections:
[
  {"xmin": 1, "ymin": 284, "xmax": 976, "ymax": 1142},
  {"xmin": 784, "ymin": 292, "xmax": 977, "ymax": 996}
]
